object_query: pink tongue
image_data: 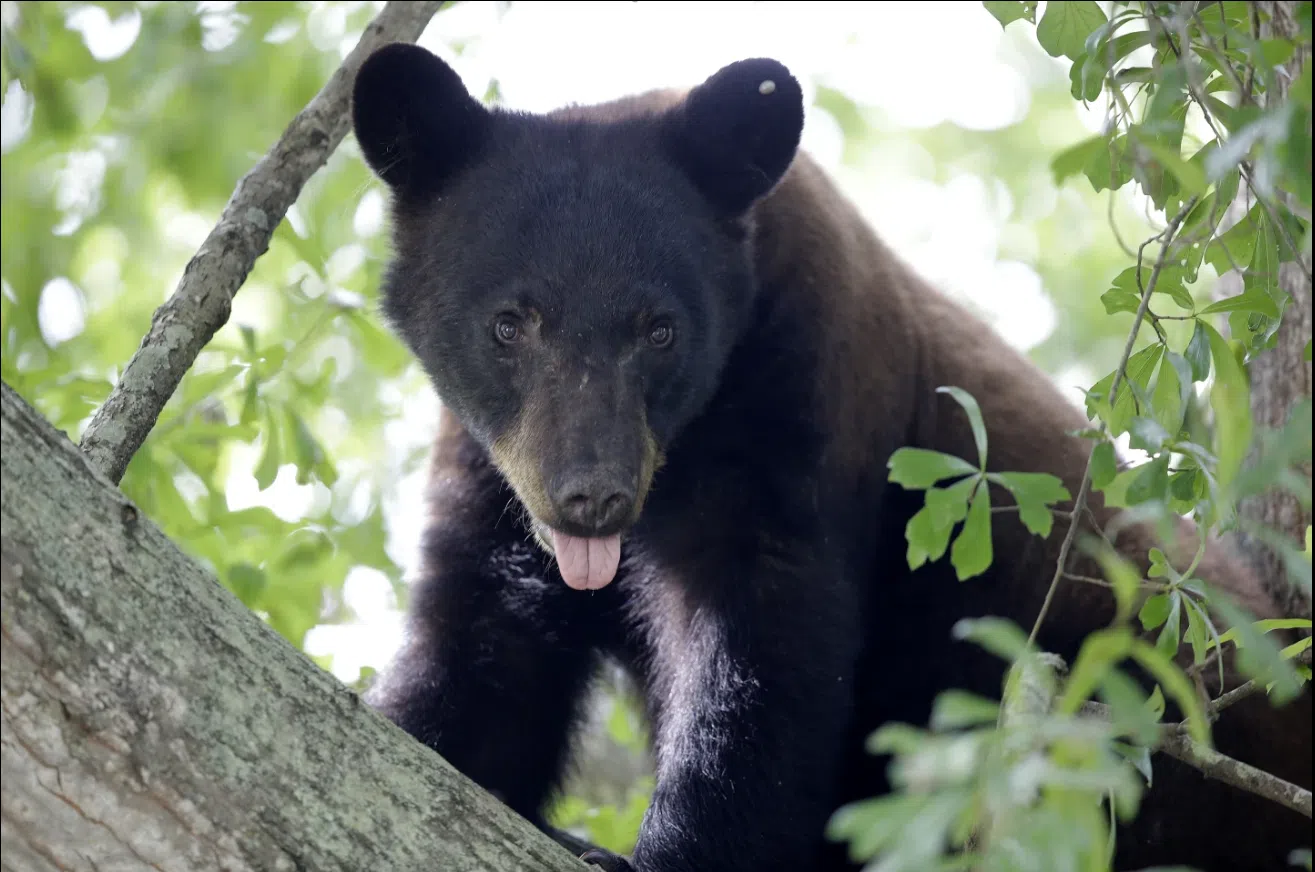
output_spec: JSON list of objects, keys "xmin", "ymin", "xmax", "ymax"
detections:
[{"xmin": 550, "ymin": 531, "xmax": 622, "ymax": 590}]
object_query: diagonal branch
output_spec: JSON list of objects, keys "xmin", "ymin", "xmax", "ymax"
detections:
[
  {"xmin": 1156, "ymin": 726, "xmax": 1312, "ymax": 819},
  {"xmin": 77, "ymin": 0, "xmax": 446, "ymax": 485},
  {"xmin": 1078, "ymin": 696, "xmax": 1312, "ymax": 820}
]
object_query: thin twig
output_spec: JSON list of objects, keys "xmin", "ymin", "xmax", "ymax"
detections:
[
  {"xmin": 1026, "ymin": 196, "xmax": 1200, "ymax": 651},
  {"xmin": 1207, "ymin": 677, "xmax": 1261, "ymax": 716},
  {"xmin": 1062, "ymin": 572, "xmax": 1174, "ymax": 594},
  {"xmin": 77, "ymin": 1, "xmax": 447, "ymax": 484}
]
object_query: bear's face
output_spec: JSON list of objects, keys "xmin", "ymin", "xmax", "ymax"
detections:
[{"xmin": 352, "ymin": 45, "xmax": 804, "ymax": 589}]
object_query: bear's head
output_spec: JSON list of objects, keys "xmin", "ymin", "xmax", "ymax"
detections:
[{"xmin": 352, "ymin": 44, "xmax": 805, "ymax": 590}]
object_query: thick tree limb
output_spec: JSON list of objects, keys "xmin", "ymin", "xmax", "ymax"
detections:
[
  {"xmin": 77, "ymin": 0, "xmax": 446, "ymax": 485},
  {"xmin": 1, "ymin": 380, "xmax": 585, "ymax": 872}
]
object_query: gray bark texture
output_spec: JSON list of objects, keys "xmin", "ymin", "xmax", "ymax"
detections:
[
  {"xmin": 1, "ymin": 381, "xmax": 585, "ymax": 872},
  {"xmin": 76, "ymin": 0, "xmax": 445, "ymax": 486},
  {"xmin": 1244, "ymin": 0, "xmax": 1313, "ymax": 619}
]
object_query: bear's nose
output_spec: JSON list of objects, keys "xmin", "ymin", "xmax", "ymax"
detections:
[{"xmin": 550, "ymin": 471, "xmax": 635, "ymax": 534}]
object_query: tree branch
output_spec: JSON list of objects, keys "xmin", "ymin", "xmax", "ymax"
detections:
[
  {"xmin": 1155, "ymin": 727, "xmax": 1312, "ymax": 819},
  {"xmin": 1078, "ymin": 697, "xmax": 1312, "ymax": 820},
  {"xmin": 2, "ymin": 380, "xmax": 586, "ymax": 871},
  {"xmin": 77, "ymin": 1, "xmax": 446, "ymax": 485},
  {"xmin": 1025, "ymin": 196, "xmax": 1199, "ymax": 649}
]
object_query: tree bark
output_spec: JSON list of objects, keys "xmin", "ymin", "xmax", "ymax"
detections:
[
  {"xmin": 1242, "ymin": 0, "xmax": 1313, "ymax": 619},
  {"xmin": 0, "ymin": 381, "xmax": 585, "ymax": 872}
]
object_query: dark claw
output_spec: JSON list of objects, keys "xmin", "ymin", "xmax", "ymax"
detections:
[{"xmin": 579, "ymin": 847, "xmax": 636, "ymax": 871}]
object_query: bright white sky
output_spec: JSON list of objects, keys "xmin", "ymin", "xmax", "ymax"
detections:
[{"xmin": 22, "ymin": 1, "xmax": 1125, "ymax": 683}]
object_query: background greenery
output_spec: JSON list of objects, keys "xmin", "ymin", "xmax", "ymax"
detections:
[{"xmin": 2, "ymin": 0, "xmax": 1309, "ymax": 866}]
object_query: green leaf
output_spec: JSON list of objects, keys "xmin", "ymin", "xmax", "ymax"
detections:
[
  {"xmin": 929, "ymin": 690, "xmax": 1000, "ymax": 730},
  {"xmin": 937, "ymin": 386, "xmax": 989, "ymax": 468},
  {"xmin": 1086, "ymin": 29, "xmax": 1154, "ymax": 72},
  {"xmin": 988, "ymin": 471, "xmax": 1071, "ymax": 539},
  {"xmin": 1205, "ymin": 106, "xmax": 1293, "ymax": 181},
  {"xmin": 952, "ymin": 616, "xmax": 1031, "ymax": 664},
  {"xmin": 1206, "ymin": 202, "xmax": 1264, "ymax": 276},
  {"xmin": 904, "ymin": 476, "xmax": 978, "ymax": 571},
  {"xmin": 254, "ymin": 408, "xmax": 283, "ymax": 492},
  {"xmin": 1100, "ymin": 668, "xmax": 1163, "ymax": 747},
  {"xmin": 1199, "ymin": 287, "xmax": 1281, "ymax": 318},
  {"xmin": 1036, "ymin": 0, "xmax": 1108, "ymax": 61},
  {"xmin": 1057, "ymin": 627, "xmax": 1134, "ymax": 714},
  {"xmin": 226, "ymin": 562, "xmax": 267, "ymax": 607},
  {"xmin": 1202, "ymin": 321, "xmax": 1253, "ymax": 497},
  {"xmin": 1185, "ymin": 320, "xmax": 1212, "ymax": 381},
  {"xmin": 1101, "ymin": 289, "xmax": 1142, "ymax": 315},
  {"xmin": 1129, "ymin": 416, "xmax": 1171, "ymax": 453},
  {"xmin": 1082, "ymin": 133, "xmax": 1136, "ymax": 192},
  {"xmin": 182, "ymin": 364, "xmax": 246, "ymax": 404},
  {"xmin": 1093, "ymin": 544, "xmax": 1143, "ymax": 625},
  {"xmin": 926, "ymin": 478, "xmax": 977, "ymax": 527},
  {"xmin": 983, "ymin": 0, "xmax": 1037, "ymax": 29},
  {"xmin": 1126, "ymin": 453, "xmax": 1170, "ymax": 505},
  {"xmin": 1113, "ymin": 741, "xmax": 1155, "ymax": 787},
  {"xmin": 1156, "ymin": 591, "xmax": 1183, "ymax": 658},
  {"xmin": 1140, "ymin": 593, "xmax": 1172, "ymax": 631},
  {"xmin": 1258, "ymin": 38, "xmax": 1296, "ymax": 67},
  {"xmin": 887, "ymin": 448, "xmax": 978, "ymax": 490},
  {"xmin": 1108, "ymin": 263, "xmax": 1193, "ymax": 311},
  {"xmin": 905, "ymin": 504, "xmax": 952, "ymax": 571},
  {"xmin": 1141, "ymin": 64, "xmax": 1188, "ymax": 150},
  {"xmin": 1052, "ymin": 135, "xmax": 1109, "ymax": 184},
  {"xmin": 1153, "ymin": 351, "xmax": 1190, "ymax": 437},
  {"xmin": 1139, "ymin": 141, "xmax": 1209, "ymax": 197},
  {"xmin": 1069, "ymin": 51, "xmax": 1105, "ymax": 102},
  {"xmin": 1148, "ymin": 547, "xmax": 1171, "ymax": 580},
  {"xmin": 275, "ymin": 529, "xmax": 335, "ymax": 571},
  {"xmin": 1130, "ymin": 639, "xmax": 1212, "ymax": 746},
  {"xmin": 1169, "ymin": 468, "xmax": 1203, "ymax": 510},
  {"xmin": 1182, "ymin": 597, "xmax": 1212, "ymax": 667},
  {"xmin": 285, "ymin": 409, "xmax": 325, "ymax": 486},
  {"xmin": 1091, "ymin": 441, "xmax": 1119, "ymax": 489},
  {"xmin": 1086, "ymin": 344, "xmax": 1165, "ymax": 437},
  {"xmin": 1146, "ymin": 683, "xmax": 1166, "ymax": 722},
  {"xmin": 1212, "ymin": 618, "xmax": 1315, "ymax": 648},
  {"xmin": 950, "ymin": 481, "xmax": 993, "ymax": 581}
]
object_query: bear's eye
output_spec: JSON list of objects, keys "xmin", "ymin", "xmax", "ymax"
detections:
[
  {"xmin": 647, "ymin": 321, "xmax": 675, "ymax": 349},
  {"xmin": 494, "ymin": 315, "xmax": 523, "ymax": 345}
]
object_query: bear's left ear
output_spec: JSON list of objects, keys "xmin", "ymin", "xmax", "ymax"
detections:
[
  {"xmin": 664, "ymin": 58, "xmax": 805, "ymax": 216},
  {"xmin": 351, "ymin": 43, "xmax": 489, "ymax": 198}
]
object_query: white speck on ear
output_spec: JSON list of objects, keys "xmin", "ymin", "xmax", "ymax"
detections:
[{"xmin": 758, "ymin": 80, "xmax": 776, "ymax": 95}]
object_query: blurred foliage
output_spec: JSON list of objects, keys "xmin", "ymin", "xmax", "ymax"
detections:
[
  {"xmin": 1, "ymin": 0, "xmax": 427, "ymax": 652},
  {"xmin": 834, "ymin": 2, "xmax": 1313, "ymax": 870},
  {"xmin": 3, "ymin": 0, "xmax": 1309, "ymax": 865}
]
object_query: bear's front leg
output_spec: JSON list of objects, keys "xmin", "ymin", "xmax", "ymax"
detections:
[
  {"xmin": 364, "ymin": 512, "xmax": 612, "ymax": 830},
  {"xmin": 625, "ymin": 544, "xmax": 861, "ymax": 872}
]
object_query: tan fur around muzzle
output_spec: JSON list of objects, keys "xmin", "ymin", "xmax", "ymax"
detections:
[{"xmin": 490, "ymin": 401, "xmax": 664, "ymax": 554}]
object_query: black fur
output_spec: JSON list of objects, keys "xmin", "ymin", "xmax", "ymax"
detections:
[{"xmin": 351, "ymin": 44, "xmax": 1312, "ymax": 872}]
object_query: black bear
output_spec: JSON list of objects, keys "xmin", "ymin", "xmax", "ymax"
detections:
[{"xmin": 350, "ymin": 43, "xmax": 1312, "ymax": 872}]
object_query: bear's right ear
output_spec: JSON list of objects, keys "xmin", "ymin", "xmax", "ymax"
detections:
[{"xmin": 351, "ymin": 43, "xmax": 489, "ymax": 197}]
